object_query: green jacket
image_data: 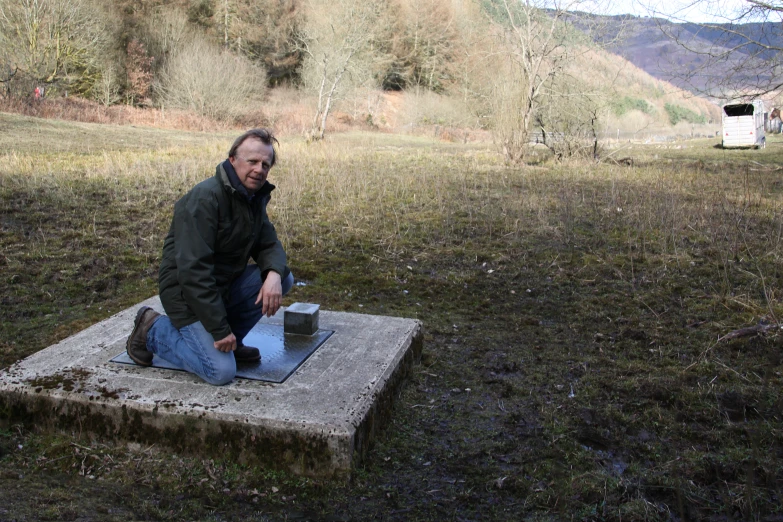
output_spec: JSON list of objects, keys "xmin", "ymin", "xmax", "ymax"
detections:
[{"xmin": 158, "ymin": 161, "xmax": 287, "ymax": 341}]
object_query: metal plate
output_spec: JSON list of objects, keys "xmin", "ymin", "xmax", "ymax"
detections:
[{"xmin": 110, "ymin": 323, "xmax": 334, "ymax": 383}]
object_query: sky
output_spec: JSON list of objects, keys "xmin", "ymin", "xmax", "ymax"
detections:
[{"xmin": 593, "ymin": 0, "xmax": 764, "ymax": 23}]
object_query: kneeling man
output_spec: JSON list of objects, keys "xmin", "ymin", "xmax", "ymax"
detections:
[{"xmin": 126, "ymin": 128, "xmax": 293, "ymax": 385}]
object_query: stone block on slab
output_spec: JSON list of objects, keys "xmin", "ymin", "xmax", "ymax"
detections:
[{"xmin": 284, "ymin": 302, "xmax": 320, "ymax": 335}]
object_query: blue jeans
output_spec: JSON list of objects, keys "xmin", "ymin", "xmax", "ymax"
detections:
[{"xmin": 147, "ymin": 266, "xmax": 294, "ymax": 385}]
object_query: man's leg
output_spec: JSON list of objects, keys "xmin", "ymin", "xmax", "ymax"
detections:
[
  {"xmin": 226, "ymin": 266, "xmax": 294, "ymax": 343},
  {"xmin": 146, "ymin": 316, "xmax": 236, "ymax": 386}
]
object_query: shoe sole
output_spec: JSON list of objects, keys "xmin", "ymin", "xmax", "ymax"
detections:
[{"xmin": 126, "ymin": 307, "xmax": 153, "ymax": 367}]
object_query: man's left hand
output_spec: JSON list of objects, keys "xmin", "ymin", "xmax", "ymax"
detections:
[{"xmin": 256, "ymin": 270, "xmax": 282, "ymax": 317}]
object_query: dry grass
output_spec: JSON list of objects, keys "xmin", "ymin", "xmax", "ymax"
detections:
[{"xmin": 0, "ymin": 96, "xmax": 238, "ymax": 132}]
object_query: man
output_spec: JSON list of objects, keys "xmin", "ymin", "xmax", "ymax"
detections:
[{"xmin": 126, "ymin": 128, "xmax": 293, "ymax": 385}]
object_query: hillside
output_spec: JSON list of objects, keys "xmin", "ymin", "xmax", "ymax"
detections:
[
  {"xmin": 0, "ymin": 0, "xmax": 721, "ymax": 142},
  {"xmin": 572, "ymin": 46, "xmax": 721, "ymax": 137},
  {"xmin": 582, "ymin": 14, "xmax": 783, "ymax": 98}
]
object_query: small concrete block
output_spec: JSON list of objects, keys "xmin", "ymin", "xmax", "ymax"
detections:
[{"xmin": 284, "ymin": 302, "xmax": 320, "ymax": 335}]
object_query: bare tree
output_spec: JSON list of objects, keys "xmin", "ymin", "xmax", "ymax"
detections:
[
  {"xmin": 0, "ymin": 0, "xmax": 115, "ymax": 97},
  {"xmin": 533, "ymin": 74, "xmax": 606, "ymax": 160},
  {"xmin": 378, "ymin": 0, "xmax": 463, "ymax": 92},
  {"xmin": 643, "ymin": 0, "xmax": 783, "ymax": 98},
  {"xmin": 94, "ymin": 64, "xmax": 121, "ymax": 106},
  {"xmin": 204, "ymin": 0, "xmax": 302, "ymax": 85},
  {"xmin": 221, "ymin": 0, "xmax": 230, "ymax": 48},
  {"xmin": 139, "ymin": 7, "xmax": 193, "ymax": 67},
  {"xmin": 482, "ymin": 0, "xmax": 616, "ymax": 163},
  {"xmin": 0, "ymin": 65, "xmax": 17, "ymax": 97},
  {"xmin": 298, "ymin": 0, "xmax": 383, "ymax": 140}
]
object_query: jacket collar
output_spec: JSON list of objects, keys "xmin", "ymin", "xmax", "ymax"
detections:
[{"xmin": 217, "ymin": 159, "xmax": 275, "ymax": 201}]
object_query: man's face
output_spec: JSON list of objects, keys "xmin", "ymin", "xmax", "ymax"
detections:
[{"xmin": 229, "ymin": 138, "xmax": 275, "ymax": 194}]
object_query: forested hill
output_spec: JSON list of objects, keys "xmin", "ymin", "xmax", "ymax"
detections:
[
  {"xmin": 106, "ymin": 0, "xmax": 303, "ymax": 85},
  {"xmin": 0, "ymin": 0, "xmax": 720, "ymax": 139},
  {"xmin": 3, "ymin": 0, "xmax": 737, "ymax": 99},
  {"xmin": 0, "ymin": 0, "xmax": 464, "ymax": 99},
  {"xmin": 581, "ymin": 13, "xmax": 783, "ymax": 95}
]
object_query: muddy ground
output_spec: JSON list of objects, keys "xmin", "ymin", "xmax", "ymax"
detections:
[{"xmin": 1, "ymin": 129, "xmax": 782, "ymax": 520}]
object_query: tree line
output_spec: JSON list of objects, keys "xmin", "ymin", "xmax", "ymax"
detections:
[
  {"xmin": 0, "ymin": 0, "xmax": 474, "ymax": 109},
  {"xmin": 0, "ymin": 0, "xmax": 719, "ymax": 162}
]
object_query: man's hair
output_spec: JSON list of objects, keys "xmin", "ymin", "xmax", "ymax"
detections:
[{"xmin": 228, "ymin": 128, "xmax": 279, "ymax": 166}]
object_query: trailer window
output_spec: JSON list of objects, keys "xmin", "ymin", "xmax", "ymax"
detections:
[{"xmin": 724, "ymin": 104, "xmax": 754, "ymax": 116}]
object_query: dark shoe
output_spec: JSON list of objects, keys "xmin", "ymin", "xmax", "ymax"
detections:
[
  {"xmin": 126, "ymin": 306, "xmax": 160, "ymax": 367},
  {"xmin": 234, "ymin": 344, "xmax": 261, "ymax": 363}
]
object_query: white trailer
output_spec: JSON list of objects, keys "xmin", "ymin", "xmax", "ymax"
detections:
[{"xmin": 722, "ymin": 100, "xmax": 766, "ymax": 149}]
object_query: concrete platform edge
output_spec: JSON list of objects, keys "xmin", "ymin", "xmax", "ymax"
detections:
[
  {"xmin": 0, "ymin": 309, "xmax": 424, "ymax": 480},
  {"xmin": 0, "ymin": 385, "xmax": 354, "ymax": 478},
  {"xmin": 352, "ymin": 322, "xmax": 423, "ymax": 461}
]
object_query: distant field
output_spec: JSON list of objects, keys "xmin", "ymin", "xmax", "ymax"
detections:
[
  {"xmin": 0, "ymin": 112, "xmax": 239, "ymax": 154},
  {"xmin": 1, "ymin": 114, "xmax": 782, "ymax": 520}
]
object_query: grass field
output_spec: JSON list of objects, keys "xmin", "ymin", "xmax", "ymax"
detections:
[{"xmin": 1, "ymin": 112, "xmax": 782, "ymax": 520}]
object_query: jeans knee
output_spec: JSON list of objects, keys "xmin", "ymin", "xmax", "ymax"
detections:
[
  {"xmin": 202, "ymin": 355, "xmax": 236, "ymax": 386},
  {"xmin": 204, "ymin": 363, "xmax": 236, "ymax": 386}
]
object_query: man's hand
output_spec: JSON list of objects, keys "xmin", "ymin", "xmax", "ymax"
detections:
[
  {"xmin": 256, "ymin": 271, "xmax": 282, "ymax": 317},
  {"xmin": 214, "ymin": 333, "xmax": 237, "ymax": 353}
]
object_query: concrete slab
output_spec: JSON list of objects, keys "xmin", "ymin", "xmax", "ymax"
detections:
[{"xmin": 0, "ymin": 297, "xmax": 422, "ymax": 479}]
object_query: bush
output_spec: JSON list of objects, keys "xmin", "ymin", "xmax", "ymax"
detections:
[
  {"xmin": 664, "ymin": 103, "xmax": 706, "ymax": 125},
  {"xmin": 187, "ymin": 0, "xmax": 215, "ymax": 27},
  {"xmin": 612, "ymin": 96, "xmax": 653, "ymax": 116},
  {"xmin": 155, "ymin": 37, "xmax": 267, "ymax": 122}
]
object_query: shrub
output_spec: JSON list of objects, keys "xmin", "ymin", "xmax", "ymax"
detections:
[
  {"xmin": 612, "ymin": 96, "xmax": 653, "ymax": 116},
  {"xmin": 126, "ymin": 39, "xmax": 154, "ymax": 104},
  {"xmin": 155, "ymin": 37, "xmax": 267, "ymax": 122}
]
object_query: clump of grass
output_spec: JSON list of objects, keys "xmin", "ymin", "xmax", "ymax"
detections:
[{"xmin": 1, "ymin": 116, "xmax": 782, "ymax": 519}]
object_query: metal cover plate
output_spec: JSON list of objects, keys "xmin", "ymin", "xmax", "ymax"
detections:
[{"xmin": 110, "ymin": 323, "xmax": 334, "ymax": 383}]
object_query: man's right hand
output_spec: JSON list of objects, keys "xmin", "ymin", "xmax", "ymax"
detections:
[{"xmin": 214, "ymin": 333, "xmax": 237, "ymax": 353}]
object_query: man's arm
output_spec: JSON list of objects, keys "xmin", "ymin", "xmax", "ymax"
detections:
[
  {"xmin": 250, "ymin": 198, "xmax": 287, "ymax": 317},
  {"xmin": 255, "ymin": 270, "xmax": 282, "ymax": 317}
]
